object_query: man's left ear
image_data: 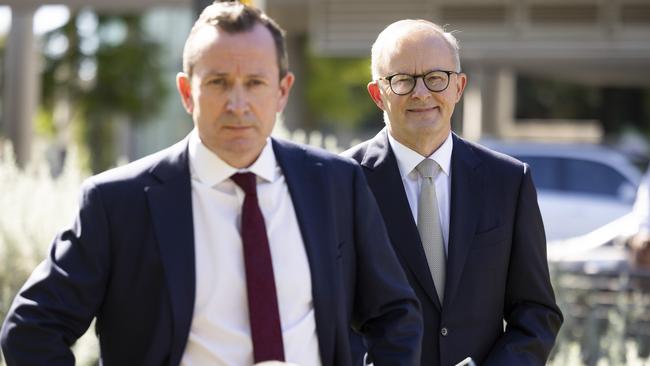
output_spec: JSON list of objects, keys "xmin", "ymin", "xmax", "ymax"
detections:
[
  {"xmin": 454, "ymin": 73, "xmax": 468, "ymax": 102},
  {"xmin": 277, "ymin": 72, "xmax": 295, "ymax": 111},
  {"xmin": 176, "ymin": 72, "xmax": 194, "ymax": 114}
]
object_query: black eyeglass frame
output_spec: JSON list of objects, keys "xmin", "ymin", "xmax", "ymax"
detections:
[{"xmin": 378, "ymin": 70, "xmax": 460, "ymax": 95}]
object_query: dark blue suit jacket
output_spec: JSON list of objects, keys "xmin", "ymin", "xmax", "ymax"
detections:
[
  {"xmin": 1, "ymin": 137, "xmax": 422, "ymax": 366},
  {"xmin": 343, "ymin": 130, "xmax": 563, "ymax": 366}
]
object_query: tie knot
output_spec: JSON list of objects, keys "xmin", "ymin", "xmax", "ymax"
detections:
[
  {"xmin": 231, "ymin": 172, "xmax": 257, "ymax": 196},
  {"xmin": 416, "ymin": 159, "xmax": 439, "ymax": 179}
]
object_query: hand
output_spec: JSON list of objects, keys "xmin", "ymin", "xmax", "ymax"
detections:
[{"xmin": 254, "ymin": 362, "xmax": 300, "ymax": 366}]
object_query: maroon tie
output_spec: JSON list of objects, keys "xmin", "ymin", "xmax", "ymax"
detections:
[{"xmin": 231, "ymin": 172, "xmax": 285, "ymax": 363}]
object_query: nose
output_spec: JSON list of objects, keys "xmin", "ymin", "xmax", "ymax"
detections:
[
  {"xmin": 226, "ymin": 84, "xmax": 249, "ymax": 117},
  {"xmin": 410, "ymin": 77, "xmax": 431, "ymax": 100}
]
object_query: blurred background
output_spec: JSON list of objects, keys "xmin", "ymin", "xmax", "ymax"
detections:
[{"xmin": 1, "ymin": 0, "xmax": 650, "ymax": 364}]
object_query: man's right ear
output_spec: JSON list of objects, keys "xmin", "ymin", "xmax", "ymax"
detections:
[
  {"xmin": 367, "ymin": 81, "xmax": 385, "ymax": 110},
  {"xmin": 176, "ymin": 72, "xmax": 194, "ymax": 114}
]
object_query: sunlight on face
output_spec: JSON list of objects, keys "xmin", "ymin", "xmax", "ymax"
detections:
[
  {"xmin": 177, "ymin": 24, "xmax": 294, "ymax": 168},
  {"xmin": 370, "ymin": 24, "xmax": 466, "ymax": 156}
]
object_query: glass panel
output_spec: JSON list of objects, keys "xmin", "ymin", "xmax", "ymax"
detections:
[
  {"xmin": 562, "ymin": 159, "xmax": 629, "ymax": 198},
  {"xmin": 513, "ymin": 156, "xmax": 562, "ymax": 191}
]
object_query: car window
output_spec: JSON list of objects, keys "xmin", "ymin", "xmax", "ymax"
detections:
[
  {"xmin": 516, "ymin": 156, "xmax": 562, "ymax": 191},
  {"xmin": 563, "ymin": 159, "xmax": 630, "ymax": 197},
  {"xmin": 514, "ymin": 155, "xmax": 632, "ymax": 199}
]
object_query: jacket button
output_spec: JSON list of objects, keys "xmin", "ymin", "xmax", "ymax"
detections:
[{"xmin": 441, "ymin": 327, "xmax": 448, "ymax": 336}]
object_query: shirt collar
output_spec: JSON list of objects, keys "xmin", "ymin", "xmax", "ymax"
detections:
[
  {"xmin": 188, "ymin": 129, "xmax": 278, "ymax": 186},
  {"xmin": 387, "ymin": 131, "xmax": 453, "ymax": 179}
]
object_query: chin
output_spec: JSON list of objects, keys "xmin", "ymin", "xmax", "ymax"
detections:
[
  {"xmin": 224, "ymin": 137, "xmax": 263, "ymax": 152},
  {"xmin": 407, "ymin": 117, "xmax": 441, "ymax": 130},
  {"xmin": 222, "ymin": 138, "xmax": 253, "ymax": 152}
]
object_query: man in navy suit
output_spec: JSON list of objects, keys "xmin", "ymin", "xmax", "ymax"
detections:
[
  {"xmin": 344, "ymin": 20, "xmax": 563, "ymax": 365},
  {"xmin": 1, "ymin": 3, "xmax": 422, "ymax": 365}
]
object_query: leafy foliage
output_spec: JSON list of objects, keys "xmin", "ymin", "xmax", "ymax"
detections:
[
  {"xmin": 305, "ymin": 55, "xmax": 380, "ymax": 130},
  {"xmin": 0, "ymin": 142, "xmax": 97, "ymax": 365},
  {"xmin": 40, "ymin": 12, "xmax": 168, "ymax": 173}
]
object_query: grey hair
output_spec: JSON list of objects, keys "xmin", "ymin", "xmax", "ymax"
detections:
[{"xmin": 370, "ymin": 19, "xmax": 461, "ymax": 79}]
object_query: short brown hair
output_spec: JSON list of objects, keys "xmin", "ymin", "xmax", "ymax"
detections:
[{"xmin": 182, "ymin": 1, "xmax": 289, "ymax": 78}]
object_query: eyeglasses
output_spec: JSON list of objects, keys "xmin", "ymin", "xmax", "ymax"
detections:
[{"xmin": 378, "ymin": 70, "xmax": 459, "ymax": 95}]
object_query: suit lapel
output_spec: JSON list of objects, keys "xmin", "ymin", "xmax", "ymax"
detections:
[
  {"xmin": 360, "ymin": 129, "xmax": 440, "ymax": 309},
  {"xmin": 272, "ymin": 139, "xmax": 337, "ymax": 366},
  {"xmin": 444, "ymin": 134, "xmax": 482, "ymax": 308},
  {"xmin": 145, "ymin": 138, "xmax": 196, "ymax": 366}
]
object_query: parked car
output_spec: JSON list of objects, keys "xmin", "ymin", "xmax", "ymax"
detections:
[
  {"xmin": 483, "ymin": 140, "xmax": 643, "ymax": 273},
  {"xmin": 483, "ymin": 141, "xmax": 642, "ymax": 240}
]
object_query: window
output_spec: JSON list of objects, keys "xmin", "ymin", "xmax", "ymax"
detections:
[{"xmin": 514, "ymin": 155, "xmax": 632, "ymax": 199}]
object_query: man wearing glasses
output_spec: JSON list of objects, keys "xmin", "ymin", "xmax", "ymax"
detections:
[{"xmin": 344, "ymin": 20, "xmax": 563, "ymax": 365}]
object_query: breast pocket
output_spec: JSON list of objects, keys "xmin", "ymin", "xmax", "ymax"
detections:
[
  {"xmin": 473, "ymin": 225, "xmax": 508, "ymax": 248},
  {"xmin": 466, "ymin": 226, "xmax": 510, "ymax": 271}
]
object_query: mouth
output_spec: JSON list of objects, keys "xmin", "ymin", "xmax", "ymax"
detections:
[
  {"xmin": 223, "ymin": 125, "xmax": 254, "ymax": 131},
  {"xmin": 407, "ymin": 106, "xmax": 439, "ymax": 113}
]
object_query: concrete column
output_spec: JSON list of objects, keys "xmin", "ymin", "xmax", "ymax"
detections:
[
  {"xmin": 4, "ymin": 6, "xmax": 38, "ymax": 168},
  {"xmin": 493, "ymin": 68, "xmax": 516, "ymax": 138},
  {"xmin": 480, "ymin": 67, "xmax": 515, "ymax": 139},
  {"xmin": 461, "ymin": 66, "xmax": 484, "ymax": 141}
]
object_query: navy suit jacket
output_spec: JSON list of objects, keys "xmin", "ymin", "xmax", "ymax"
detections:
[
  {"xmin": 1, "ymin": 136, "xmax": 422, "ymax": 366},
  {"xmin": 343, "ymin": 130, "xmax": 563, "ymax": 366}
]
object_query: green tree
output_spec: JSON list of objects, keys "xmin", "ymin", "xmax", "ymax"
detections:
[
  {"xmin": 41, "ymin": 11, "xmax": 168, "ymax": 173},
  {"xmin": 305, "ymin": 55, "xmax": 379, "ymax": 131}
]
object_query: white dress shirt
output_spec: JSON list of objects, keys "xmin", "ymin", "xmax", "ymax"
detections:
[
  {"xmin": 181, "ymin": 130, "xmax": 322, "ymax": 366},
  {"xmin": 387, "ymin": 131, "xmax": 453, "ymax": 255}
]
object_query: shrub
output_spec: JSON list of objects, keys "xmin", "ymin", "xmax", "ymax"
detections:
[{"xmin": 0, "ymin": 141, "xmax": 97, "ymax": 365}]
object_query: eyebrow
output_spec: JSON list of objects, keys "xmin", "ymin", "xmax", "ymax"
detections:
[
  {"xmin": 391, "ymin": 69, "xmax": 450, "ymax": 75},
  {"xmin": 203, "ymin": 71, "xmax": 270, "ymax": 79},
  {"xmin": 201, "ymin": 70, "xmax": 229, "ymax": 77}
]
